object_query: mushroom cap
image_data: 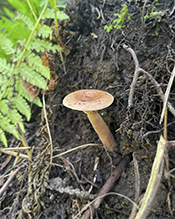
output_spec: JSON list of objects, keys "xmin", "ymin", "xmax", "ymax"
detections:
[{"xmin": 63, "ymin": 89, "xmax": 114, "ymax": 111}]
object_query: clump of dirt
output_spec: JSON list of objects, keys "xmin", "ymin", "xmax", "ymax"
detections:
[{"xmin": 1, "ymin": 0, "xmax": 175, "ymax": 218}]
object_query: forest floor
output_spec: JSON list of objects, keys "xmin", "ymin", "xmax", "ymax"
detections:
[{"xmin": 1, "ymin": 0, "xmax": 175, "ymax": 218}]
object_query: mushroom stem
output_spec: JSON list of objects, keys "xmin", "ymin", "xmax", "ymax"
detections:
[{"xmin": 85, "ymin": 111, "xmax": 116, "ymax": 151}]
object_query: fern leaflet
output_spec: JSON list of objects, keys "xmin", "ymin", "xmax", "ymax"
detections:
[
  {"xmin": 0, "ymin": 34, "xmax": 15, "ymax": 55},
  {"xmin": 14, "ymin": 12, "xmax": 34, "ymax": 30},
  {"xmin": 36, "ymin": 24, "xmax": 53, "ymax": 40},
  {"xmin": 15, "ymin": 63, "xmax": 47, "ymax": 89},
  {"xmin": 41, "ymin": 8, "xmax": 69, "ymax": 20},
  {"xmin": 0, "ymin": 58, "xmax": 14, "ymax": 75},
  {"xmin": 27, "ymin": 52, "xmax": 50, "ymax": 79},
  {"xmin": 0, "ymin": 129, "xmax": 7, "ymax": 147},
  {"xmin": 11, "ymin": 94, "xmax": 31, "ymax": 121},
  {"xmin": 15, "ymin": 77, "xmax": 42, "ymax": 107}
]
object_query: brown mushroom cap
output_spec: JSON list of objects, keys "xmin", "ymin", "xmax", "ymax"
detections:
[{"xmin": 63, "ymin": 89, "xmax": 114, "ymax": 111}]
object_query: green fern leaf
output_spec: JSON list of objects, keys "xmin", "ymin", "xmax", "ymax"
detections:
[
  {"xmin": 36, "ymin": 24, "xmax": 53, "ymax": 40},
  {"xmin": 33, "ymin": 96, "xmax": 42, "ymax": 106},
  {"xmin": 14, "ymin": 12, "xmax": 34, "ymax": 30},
  {"xmin": 0, "ymin": 114, "xmax": 19, "ymax": 139},
  {"xmin": 27, "ymin": 39, "xmax": 45, "ymax": 53},
  {"xmin": 6, "ymin": 107, "xmax": 25, "ymax": 133},
  {"xmin": 7, "ymin": 108, "xmax": 23, "ymax": 126},
  {"xmin": 11, "ymin": 94, "xmax": 31, "ymax": 121},
  {"xmin": 51, "ymin": 44, "xmax": 62, "ymax": 53},
  {"xmin": 0, "ymin": 99, "xmax": 9, "ymax": 115},
  {"xmin": 15, "ymin": 77, "xmax": 42, "ymax": 107},
  {"xmin": 0, "ymin": 74, "xmax": 9, "ymax": 94},
  {"xmin": 41, "ymin": 8, "xmax": 69, "ymax": 20},
  {"xmin": 0, "ymin": 34, "xmax": 15, "ymax": 55},
  {"xmin": 0, "ymin": 58, "xmax": 14, "ymax": 76},
  {"xmin": 15, "ymin": 63, "xmax": 47, "ymax": 89},
  {"xmin": 27, "ymin": 52, "xmax": 50, "ymax": 79},
  {"xmin": 3, "ymin": 87, "xmax": 13, "ymax": 99},
  {"xmin": 27, "ymin": 38, "xmax": 62, "ymax": 53},
  {"xmin": 0, "ymin": 128, "xmax": 7, "ymax": 147}
]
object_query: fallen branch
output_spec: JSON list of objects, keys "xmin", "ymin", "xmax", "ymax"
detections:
[
  {"xmin": 129, "ymin": 153, "xmax": 140, "ymax": 219},
  {"xmin": 81, "ymin": 154, "xmax": 131, "ymax": 219},
  {"xmin": 123, "ymin": 45, "xmax": 175, "ymax": 117},
  {"xmin": 0, "ymin": 164, "xmax": 25, "ymax": 196},
  {"xmin": 135, "ymin": 135, "xmax": 166, "ymax": 219},
  {"xmin": 160, "ymin": 65, "xmax": 175, "ymax": 124}
]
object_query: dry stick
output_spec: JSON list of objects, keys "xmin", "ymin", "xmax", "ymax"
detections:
[
  {"xmin": 123, "ymin": 45, "xmax": 175, "ymax": 117},
  {"xmin": 0, "ymin": 148, "xmax": 29, "ymax": 159},
  {"xmin": 0, "ymin": 164, "xmax": 25, "ymax": 196},
  {"xmin": 123, "ymin": 45, "xmax": 140, "ymax": 108},
  {"xmin": 141, "ymin": 0, "xmax": 149, "ymax": 26},
  {"xmin": 163, "ymin": 107, "xmax": 171, "ymax": 186},
  {"xmin": 163, "ymin": 108, "xmax": 172, "ymax": 214},
  {"xmin": 160, "ymin": 65, "xmax": 175, "ymax": 124},
  {"xmin": 135, "ymin": 136, "xmax": 166, "ymax": 219},
  {"xmin": 81, "ymin": 155, "xmax": 131, "ymax": 219},
  {"xmin": 129, "ymin": 153, "xmax": 140, "ymax": 219}
]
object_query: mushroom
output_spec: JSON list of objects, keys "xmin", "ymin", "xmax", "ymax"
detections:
[{"xmin": 63, "ymin": 89, "xmax": 116, "ymax": 151}]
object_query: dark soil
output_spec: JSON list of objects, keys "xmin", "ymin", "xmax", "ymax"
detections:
[{"xmin": 1, "ymin": 0, "xmax": 175, "ymax": 218}]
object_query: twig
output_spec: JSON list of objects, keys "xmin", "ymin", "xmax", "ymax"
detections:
[
  {"xmin": 88, "ymin": 157, "xmax": 99, "ymax": 193},
  {"xmin": 75, "ymin": 192, "xmax": 138, "ymax": 219},
  {"xmin": 141, "ymin": 0, "xmax": 149, "ymax": 26},
  {"xmin": 0, "ymin": 148, "xmax": 29, "ymax": 159},
  {"xmin": 129, "ymin": 153, "xmax": 140, "ymax": 219},
  {"xmin": 160, "ymin": 65, "xmax": 175, "ymax": 124},
  {"xmin": 81, "ymin": 154, "xmax": 131, "ymax": 219},
  {"xmin": 123, "ymin": 45, "xmax": 175, "ymax": 117},
  {"xmin": 135, "ymin": 136, "xmax": 166, "ymax": 219},
  {"xmin": 0, "ymin": 164, "xmax": 25, "ymax": 196},
  {"xmin": 42, "ymin": 89, "xmax": 53, "ymax": 166},
  {"xmin": 52, "ymin": 143, "xmax": 100, "ymax": 159}
]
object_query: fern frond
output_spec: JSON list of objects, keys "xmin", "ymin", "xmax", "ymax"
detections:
[
  {"xmin": 3, "ymin": 87, "xmax": 13, "ymax": 99},
  {"xmin": 14, "ymin": 12, "xmax": 34, "ymax": 30},
  {"xmin": 0, "ymin": 114, "xmax": 19, "ymax": 140},
  {"xmin": 41, "ymin": 8, "xmax": 69, "ymax": 20},
  {"xmin": 11, "ymin": 94, "xmax": 31, "ymax": 121},
  {"xmin": 7, "ymin": 108, "xmax": 24, "ymax": 128},
  {"xmin": 51, "ymin": 44, "xmax": 62, "ymax": 53},
  {"xmin": 0, "ymin": 129, "xmax": 7, "ymax": 147},
  {"xmin": 27, "ymin": 52, "xmax": 50, "ymax": 79},
  {"xmin": 36, "ymin": 24, "xmax": 53, "ymax": 40},
  {"xmin": 0, "ymin": 75, "xmax": 9, "ymax": 94},
  {"xmin": 15, "ymin": 63, "xmax": 47, "ymax": 89},
  {"xmin": 12, "ymin": 48, "xmax": 23, "ymax": 62},
  {"xmin": 0, "ymin": 99, "xmax": 9, "ymax": 115},
  {"xmin": 0, "ymin": 34, "xmax": 15, "ymax": 55},
  {"xmin": 27, "ymin": 38, "xmax": 62, "ymax": 53},
  {"xmin": 0, "ymin": 58, "xmax": 14, "ymax": 75},
  {"xmin": 15, "ymin": 77, "xmax": 42, "ymax": 107}
]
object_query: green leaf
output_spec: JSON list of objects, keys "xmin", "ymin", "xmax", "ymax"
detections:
[
  {"xmin": 14, "ymin": 12, "xmax": 34, "ymax": 30},
  {"xmin": 0, "ymin": 34, "xmax": 15, "ymax": 55},
  {"xmin": 0, "ymin": 129, "xmax": 7, "ymax": 147},
  {"xmin": 41, "ymin": 8, "xmax": 69, "ymax": 20},
  {"xmin": 15, "ymin": 77, "xmax": 42, "ymax": 107},
  {"xmin": 0, "ymin": 99, "xmax": 10, "ymax": 115},
  {"xmin": 56, "ymin": 10, "xmax": 69, "ymax": 20},
  {"xmin": 27, "ymin": 38, "xmax": 62, "ymax": 53},
  {"xmin": 36, "ymin": 24, "xmax": 53, "ymax": 40},
  {"xmin": 16, "ymin": 63, "xmax": 47, "ymax": 89},
  {"xmin": 27, "ymin": 53, "xmax": 50, "ymax": 79},
  {"xmin": 0, "ymin": 58, "xmax": 14, "ymax": 75},
  {"xmin": 0, "ymin": 114, "xmax": 19, "ymax": 139},
  {"xmin": 11, "ymin": 94, "xmax": 31, "ymax": 121}
]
